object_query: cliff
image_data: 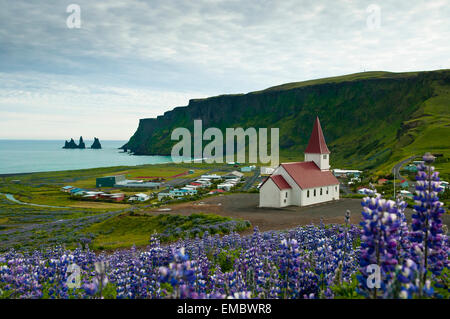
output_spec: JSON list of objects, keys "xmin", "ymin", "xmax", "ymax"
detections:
[{"xmin": 122, "ymin": 70, "xmax": 450, "ymax": 173}]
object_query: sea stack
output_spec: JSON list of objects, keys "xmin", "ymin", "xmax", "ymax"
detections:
[
  {"xmin": 63, "ymin": 138, "xmax": 78, "ymax": 149},
  {"xmin": 78, "ymin": 136, "xmax": 86, "ymax": 149},
  {"xmin": 90, "ymin": 137, "xmax": 102, "ymax": 149}
]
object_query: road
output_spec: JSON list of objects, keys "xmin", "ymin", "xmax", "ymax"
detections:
[
  {"xmin": 392, "ymin": 155, "xmax": 417, "ymax": 180},
  {"xmin": 240, "ymin": 167, "xmax": 261, "ymax": 191},
  {"xmin": 0, "ymin": 193, "xmax": 70, "ymax": 209}
]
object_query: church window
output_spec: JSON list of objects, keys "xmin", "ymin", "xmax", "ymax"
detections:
[
  {"xmin": 326, "ymin": 187, "xmax": 329, "ymax": 194},
  {"xmin": 335, "ymin": 186, "xmax": 337, "ymax": 192},
  {"xmin": 323, "ymin": 154, "xmax": 327, "ymax": 159},
  {"xmin": 285, "ymin": 192, "xmax": 288, "ymax": 198},
  {"xmin": 314, "ymin": 189, "xmax": 316, "ymax": 196},
  {"xmin": 320, "ymin": 188, "xmax": 323, "ymax": 195},
  {"xmin": 307, "ymin": 190, "xmax": 310, "ymax": 198}
]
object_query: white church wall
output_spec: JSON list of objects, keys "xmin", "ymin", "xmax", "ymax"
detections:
[
  {"xmin": 304, "ymin": 153, "xmax": 330, "ymax": 171},
  {"xmin": 301, "ymin": 184, "xmax": 340, "ymax": 206},
  {"xmin": 280, "ymin": 189, "xmax": 291, "ymax": 207},
  {"xmin": 272, "ymin": 166, "xmax": 302, "ymax": 206},
  {"xmin": 259, "ymin": 178, "xmax": 281, "ymax": 207}
]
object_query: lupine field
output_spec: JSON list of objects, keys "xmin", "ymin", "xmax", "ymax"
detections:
[{"xmin": 0, "ymin": 155, "xmax": 448, "ymax": 299}]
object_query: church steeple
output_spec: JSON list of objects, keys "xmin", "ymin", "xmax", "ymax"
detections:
[
  {"xmin": 305, "ymin": 116, "xmax": 330, "ymax": 154},
  {"xmin": 304, "ymin": 116, "xmax": 330, "ymax": 171}
]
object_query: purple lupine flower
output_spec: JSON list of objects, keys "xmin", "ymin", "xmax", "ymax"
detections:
[
  {"xmin": 358, "ymin": 194, "xmax": 402, "ymax": 298},
  {"xmin": 396, "ymin": 259, "xmax": 419, "ymax": 299},
  {"xmin": 395, "ymin": 196, "xmax": 410, "ymax": 261},
  {"xmin": 410, "ymin": 153, "xmax": 448, "ymax": 296}
]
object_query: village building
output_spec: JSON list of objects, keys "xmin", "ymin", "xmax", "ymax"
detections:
[
  {"xmin": 69, "ymin": 188, "xmax": 85, "ymax": 196},
  {"xmin": 223, "ymin": 171, "xmax": 244, "ymax": 179},
  {"xmin": 200, "ymin": 174, "xmax": 222, "ymax": 180},
  {"xmin": 158, "ymin": 188, "xmax": 198, "ymax": 201},
  {"xmin": 96, "ymin": 175, "xmax": 160, "ymax": 189},
  {"xmin": 61, "ymin": 185, "xmax": 75, "ymax": 192},
  {"xmin": 399, "ymin": 190, "xmax": 413, "ymax": 198},
  {"xmin": 259, "ymin": 117, "xmax": 340, "ymax": 208},
  {"xmin": 129, "ymin": 193, "xmax": 150, "ymax": 202},
  {"xmin": 399, "ymin": 179, "xmax": 409, "ymax": 188},
  {"xmin": 332, "ymin": 169, "xmax": 362, "ymax": 178},
  {"xmin": 260, "ymin": 167, "xmax": 275, "ymax": 175},
  {"xmin": 241, "ymin": 165, "xmax": 256, "ymax": 172},
  {"xmin": 96, "ymin": 175, "xmax": 126, "ymax": 187}
]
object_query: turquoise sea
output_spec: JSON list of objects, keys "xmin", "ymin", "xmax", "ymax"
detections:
[{"xmin": 0, "ymin": 140, "xmax": 174, "ymax": 174}]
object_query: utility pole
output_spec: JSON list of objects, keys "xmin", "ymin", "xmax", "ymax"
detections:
[{"xmin": 393, "ymin": 165, "xmax": 396, "ymax": 200}]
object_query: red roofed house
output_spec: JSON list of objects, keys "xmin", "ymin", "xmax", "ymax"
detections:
[{"xmin": 259, "ymin": 117, "xmax": 340, "ymax": 208}]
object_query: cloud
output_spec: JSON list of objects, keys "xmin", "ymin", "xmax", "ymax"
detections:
[
  {"xmin": 0, "ymin": 72, "xmax": 207, "ymax": 139},
  {"xmin": 0, "ymin": 0, "xmax": 449, "ymax": 138}
]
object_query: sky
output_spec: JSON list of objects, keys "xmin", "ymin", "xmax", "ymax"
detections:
[{"xmin": 0, "ymin": 0, "xmax": 449, "ymax": 140}]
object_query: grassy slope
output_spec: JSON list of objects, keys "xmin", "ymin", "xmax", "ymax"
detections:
[
  {"xmin": 258, "ymin": 71, "xmax": 420, "ymax": 92},
  {"xmin": 248, "ymin": 70, "xmax": 450, "ymax": 176},
  {"xmin": 123, "ymin": 70, "xmax": 450, "ymax": 177},
  {"xmin": 274, "ymin": 70, "xmax": 450, "ymax": 176},
  {"xmin": 273, "ymin": 70, "xmax": 450, "ymax": 175},
  {"xmin": 366, "ymin": 76, "xmax": 450, "ymax": 177},
  {"xmin": 84, "ymin": 212, "xmax": 249, "ymax": 250}
]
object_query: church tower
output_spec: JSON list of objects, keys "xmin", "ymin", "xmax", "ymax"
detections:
[{"xmin": 304, "ymin": 116, "xmax": 330, "ymax": 171}]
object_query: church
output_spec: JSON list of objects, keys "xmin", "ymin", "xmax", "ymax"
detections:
[{"xmin": 259, "ymin": 117, "xmax": 340, "ymax": 208}]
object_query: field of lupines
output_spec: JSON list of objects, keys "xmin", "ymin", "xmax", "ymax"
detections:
[
  {"xmin": 0, "ymin": 196, "xmax": 128, "ymax": 251},
  {"xmin": 0, "ymin": 154, "xmax": 448, "ymax": 299}
]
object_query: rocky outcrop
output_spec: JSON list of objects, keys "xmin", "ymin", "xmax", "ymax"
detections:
[
  {"xmin": 90, "ymin": 137, "xmax": 102, "ymax": 149},
  {"xmin": 78, "ymin": 136, "xmax": 86, "ymax": 149},
  {"xmin": 62, "ymin": 136, "xmax": 88, "ymax": 149},
  {"xmin": 63, "ymin": 138, "xmax": 79, "ymax": 149}
]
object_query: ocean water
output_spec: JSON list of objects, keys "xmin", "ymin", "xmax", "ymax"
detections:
[{"xmin": 0, "ymin": 140, "xmax": 174, "ymax": 174}]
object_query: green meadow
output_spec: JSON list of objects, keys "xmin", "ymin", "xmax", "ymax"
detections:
[
  {"xmin": 0, "ymin": 162, "xmax": 250, "ymax": 251},
  {"xmin": 84, "ymin": 212, "xmax": 250, "ymax": 250}
]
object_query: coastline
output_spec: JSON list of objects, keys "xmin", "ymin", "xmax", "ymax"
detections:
[
  {"xmin": 0, "ymin": 161, "xmax": 177, "ymax": 177},
  {"xmin": 0, "ymin": 140, "xmax": 177, "ymax": 175}
]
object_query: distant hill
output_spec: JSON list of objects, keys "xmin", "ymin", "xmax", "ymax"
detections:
[{"xmin": 122, "ymin": 70, "xmax": 450, "ymax": 175}]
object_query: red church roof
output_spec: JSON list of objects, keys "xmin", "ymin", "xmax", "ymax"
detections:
[
  {"xmin": 269, "ymin": 175, "xmax": 292, "ymax": 190},
  {"xmin": 281, "ymin": 161, "xmax": 339, "ymax": 189},
  {"xmin": 304, "ymin": 117, "xmax": 330, "ymax": 154}
]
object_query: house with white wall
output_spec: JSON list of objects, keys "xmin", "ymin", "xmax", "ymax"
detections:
[{"xmin": 259, "ymin": 117, "xmax": 340, "ymax": 208}]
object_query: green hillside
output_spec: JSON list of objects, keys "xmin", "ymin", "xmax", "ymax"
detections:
[{"xmin": 122, "ymin": 70, "xmax": 450, "ymax": 176}]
